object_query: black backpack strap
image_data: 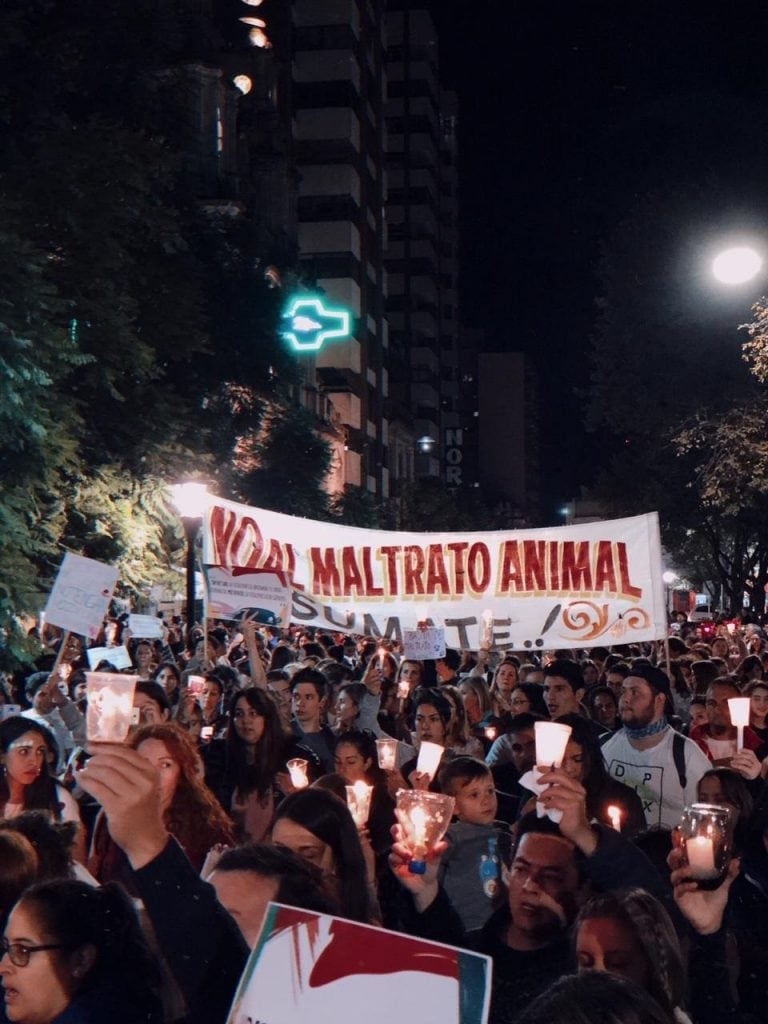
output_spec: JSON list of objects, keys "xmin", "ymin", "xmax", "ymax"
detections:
[{"xmin": 672, "ymin": 731, "xmax": 687, "ymax": 790}]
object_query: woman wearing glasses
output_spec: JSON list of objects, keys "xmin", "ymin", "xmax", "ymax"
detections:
[{"xmin": 0, "ymin": 879, "xmax": 162, "ymax": 1023}]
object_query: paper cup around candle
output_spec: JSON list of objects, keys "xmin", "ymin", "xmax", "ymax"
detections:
[
  {"xmin": 187, "ymin": 675, "xmax": 206, "ymax": 697},
  {"xmin": 416, "ymin": 740, "xmax": 444, "ymax": 781},
  {"xmin": 728, "ymin": 697, "xmax": 750, "ymax": 751},
  {"xmin": 286, "ymin": 758, "xmax": 309, "ymax": 789},
  {"xmin": 376, "ymin": 738, "xmax": 398, "ymax": 771},
  {"xmin": 534, "ymin": 721, "xmax": 572, "ymax": 768},
  {"xmin": 346, "ymin": 781, "xmax": 373, "ymax": 827},
  {"xmin": 85, "ymin": 673, "xmax": 139, "ymax": 744},
  {"xmin": 397, "ymin": 679, "xmax": 410, "ymax": 699},
  {"xmin": 679, "ymin": 803, "xmax": 735, "ymax": 889},
  {"xmin": 394, "ymin": 789, "xmax": 455, "ymax": 874}
]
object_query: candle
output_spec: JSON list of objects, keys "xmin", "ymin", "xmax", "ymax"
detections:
[
  {"xmin": 727, "ymin": 697, "xmax": 750, "ymax": 752},
  {"xmin": 686, "ymin": 836, "xmax": 718, "ymax": 879},
  {"xmin": 376, "ymin": 737, "xmax": 397, "ymax": 771},
  {"xmin": 346, "ymin": 781, "xmax": 373, "ymax": 827},
  {"xmin": 397, "ymin": 678, "xmax": 410, "ymax": 699},
  {"xmin": 416, "ymin": 740, "xmax": 444, "ymax": 781},
  {"xmin": 411, "ymin": 805, "xmax": 428, "ymax": 858},
  {"xmin": 395, "ymin": 789, "xmax": 455, "ymax": 875},
  {"xmin": 484, "ymin": 726, "xmax": 497, "ymax": 741},
  {"xmin": 534, "ymin": 721, "xmax": 572, "ymax": 768},
  {"xmin": 286, "ymin": 758, "xmax": 309, "ymax": 790},
  {"xmin": 607, "ymin": 805, "xmax": 622, "ymax": 832}
]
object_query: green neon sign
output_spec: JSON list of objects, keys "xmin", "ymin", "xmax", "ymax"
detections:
[{"xmin": 282, "ymin": 296, "xmax": 351, "ymax": 352}]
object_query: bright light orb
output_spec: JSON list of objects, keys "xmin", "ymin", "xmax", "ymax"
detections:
[
  {"xmin": 712, "ymin": 247, "xmax": 763, "ymax": 285},
  {"xmin": 233, "ymin": 74, "xmax": 252, "ymax": 95}
]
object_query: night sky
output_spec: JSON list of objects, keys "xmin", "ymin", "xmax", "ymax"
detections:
[{"xmin": 422, "ymin": 0, "xmax": 768, "ymax": 520}]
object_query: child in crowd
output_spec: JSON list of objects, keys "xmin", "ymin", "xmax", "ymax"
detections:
[{"xmin": 437, "ymin": 756, "xmax": 512, "ymax": 931}]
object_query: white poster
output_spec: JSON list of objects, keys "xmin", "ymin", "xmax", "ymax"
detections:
[
  {"xmin": 44, "ymin": 553, "xmax": 118, "ymax": 640},
  {"xmin": 202, "ymin": 500, "xmax": 666, "ymax": 650},
  {"xmin": 128, "ymin": 614, "xmax": 165, "ymax": 639},
  {"xmin": 403, "ymin": 627, "xmax": 447, "ymax": 661},
  {"xmin": 203, "ymin": 566, "xmax": 292, "ymax": 625}
]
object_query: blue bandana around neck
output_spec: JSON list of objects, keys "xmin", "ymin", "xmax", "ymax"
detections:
[{"xmin": 625, "ymin": 716, "xmax": 669, "ymax": 741}]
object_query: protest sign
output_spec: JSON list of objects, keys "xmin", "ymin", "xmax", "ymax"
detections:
[
  {"xmin": 227, "ymin": 903, "xmax": 491, "ymax": 1024},
  {"xmin": 203, "ymin": 566, "xmax": 291, "ymax": 625},
  {"xmin": 403, "ymin": 626, "xmax": 446, "ymax": 661},
  {"xmin": 203, "ymin": 498, "xmax": 666, "ymax": 650},
  {"xmin": 44, "ymin": 553, "xmax": 118, "ymax": 641},
  {"xmin": 86, "ymin": 645, "xmax": 132, "ymax": 670},
  {"xmin": 128, "ymin": 614, "xmax": 165, "ymax": 639}
]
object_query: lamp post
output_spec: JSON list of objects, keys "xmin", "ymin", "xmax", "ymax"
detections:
[
  {"xmin": 171, "ymin": 482, "xmax": 210, "ymax": 645},
  {"xmin": 712, "ymin": 246, "xmax": 762, "ymax": 285},
  {"xmin": 662, "ymin": 570, "xmax": 679, "ymax": 617}
]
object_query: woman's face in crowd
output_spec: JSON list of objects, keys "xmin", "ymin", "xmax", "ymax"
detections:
[
  {"xmin": 561, "ymin": 739, "xmax": 586, "ymax": 782},
  {"xmin": 334, "ymin": 690, "xmax": 358, "ymax": 726},
  {"xmin": 495, "ymin": 663, "xmax": 518, "ymax": 695},
  {"xmin": 582, "ymin": 664, "xmax": 599, "ymax": 687},
  {"xmin": 689, "ymin": 703, "xmax": 708, "ymax": 729},
  {"xmin": 509, "ymin": 688, "xmax": 532, "ymax": 713},
  {"xmin": 137, "ymin": 738, "xmax": 181, "ymax": 810},
  {"xmin": 458, "ymin": 684, "xmax": 481, "ymax": 724},
  {"xmin": 399, "ymin": 661, "xmax": 422, "ymax": 689},
  {"xmin": 136, "ymin": 644, "xmax": 154, "ymax": 668},
  {"xmin": 0, "ymin": 901, "xmax": 75, "ymax": 1023},
  {"xmin": 711, "ymin": 637, "xmax": 729, "ymax": 659},
  {"xmin": 414, "ymin": 704, "xmax": 446, "ymax": 745},
  {"xmin": 2, "ymin": 732, "xmax": 47, "ymax": 790},
  {"xmin": 272, "ymin": 818, "xmax": 334, "ymax": 873},
  {"xmin": 232, "ymin": 698, "xmax": 265, "ymax": 747},
  {"xmin": 750, "ymin": 686, "xmax": 768, "ymax": 722},
  {"xmin": 155, "ymin": 666, "xmax": 178, "ymax": 696},
  {"xmin": 576, "ymin": 916, "xmax": 649, "ymax": 990},
  {"xmin": 201, "ymin": 681, "xmax": 222, "ymax": 717},
  {"xmin": 334, "ymin": 742, "xmax": 372, "ymax": 783}
]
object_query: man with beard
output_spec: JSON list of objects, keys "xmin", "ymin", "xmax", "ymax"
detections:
[
  {"xmin": 601, "ymin": 663, "xmax": 710, "ymax": 829},
  {"xmin": 390, "ymin": 765, "xmax": 662, "ymax": 1023}
]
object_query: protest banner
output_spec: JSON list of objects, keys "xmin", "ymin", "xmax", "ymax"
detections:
[
  {"xmin": 227, "ymin": 903, "xmax": 491, "ymax": 1024},
  {"xmin": 403, "ymin": 626, "xmax": 447, "ymax": 661},
  {"xmin": 44, "ymin": 553, "xmax": 119, "ymax": 641},
  {"xmin": 203, "ymin": 566, "xmax": 292, "ymax": 625},
  {"xmin": 202, "ymin": 498, "xmax": 666, "ymax": 650},
  {"xmin": 128, "ymin": 614, "xmax": 165, "ymax": 639},
  {"xmin": 86, "ymin": 645, "xmax": 133, "ymax": 671}
]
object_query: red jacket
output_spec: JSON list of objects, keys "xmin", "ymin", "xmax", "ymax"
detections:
[{"xmin": 689, "ymin": 723, "xmax": 763, "ymax": 761}]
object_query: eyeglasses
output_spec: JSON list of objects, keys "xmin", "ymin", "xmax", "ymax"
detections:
[{"xmin": 1, "ymin": 938, "xmax": 70, "ymax": 968}]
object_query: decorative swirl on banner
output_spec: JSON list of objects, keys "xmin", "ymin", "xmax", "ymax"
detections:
[{"xmin": 561, "ymin": 603, "xmax": 652, "ymax": 642}]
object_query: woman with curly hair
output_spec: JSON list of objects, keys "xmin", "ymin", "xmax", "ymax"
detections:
[
  {"xmin": 89, "ymin": 722, "xmax": 233, "ymax": 888},
  {"xmin": 202, "ymin": 686, "xmax": 284, "ymax": 843}
]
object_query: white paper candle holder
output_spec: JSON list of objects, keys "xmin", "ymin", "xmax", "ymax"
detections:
[
  {"xmin": 345, "ymin": 781, "xmax": 374, "ymax": 827},
  {"xmin": 534, "ymin": 721, "xmax": 572, "ymax": 768},
  {"xmin": 415, "ymin": 740, "xmax": 444, "ymax": 781},
  {"xmin": 286, "ymin": 758, "xmax": 309, "ymax": 790},
  {"xmin": 727, "ymin": 697, "xmax": 751, "ymax": 751},
  {"xmin": 85, "ymin": 673, "xmax": 139, "ymax": 744}
]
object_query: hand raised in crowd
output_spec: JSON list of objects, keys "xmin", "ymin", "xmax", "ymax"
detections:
[
  {"xmin": 408, "ymin": 769, "xmax": 432, "ymax": 792},
  {"xmin": 730, "ymin": 748, "xmax": 762, "ymax": 780},
  {"xmin": 77, "ymin": 745, "xmax": 169, "ymax": 870},
  {"xmin": 534, "ymin": 766, "xmax": 598, "ymax": 856},
  {"xmin": 668, "ymin": 840, "xmax": 739, "ymax": 936},
  {"xmin": 388, "ymin": 822, "xmax": 447, "ymax": 912}
]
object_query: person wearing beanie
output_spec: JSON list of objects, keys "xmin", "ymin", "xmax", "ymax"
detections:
[{"xmin": 600, "ymin": 661, "xmax": 710, "ymax": 829}]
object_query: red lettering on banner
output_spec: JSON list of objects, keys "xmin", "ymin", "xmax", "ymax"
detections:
[
  {"xmin": 467, "ymin": 543, "xmax": 491, "ymax": 593},
  {"xmin": 380, "ymin": 546, "xmax": 401, "ymax": 595},
  {"xmin": 310, "ymin": 548, "xmax": 341, "ymax": 596},
  {"xmin": 230, "ymin": 516, "xmax": 263, "ymax": 569},
  {"xmin": 425, "ymin": 545, "xmax": 451, "ymax": 594},
  {"xmin": 260, "ymin": 539, "xmax": 284, "ymax": 572},
  {"xmin": 523, "ymin": 540, "xmax": 547, "ymax": 591},
  {"xmin": 361, "ymin": 547, "xmax": 384, "ymax": 596},
  {"xmin": 209, "ymin": 506, "xmax": 238, "ymax": 566},
  {"xmin": 617, "ymin": 542, "xmax": 642, "ymax": 599},
  {"xmin": 561, "ymin": 541, "xmax": 592, "ymax": 591},
  {"xmin": 499, "ymin": 541, "xmax": 523, "ymax": 593},
  {"xmin": 341, "ymin": 547, "xmax": 365, "ymax": 594},
  {"xmin": 548, "ymin": 541, "xmax": 560, "ymax": 590},
  {"xmin": 447, "ymin": 542, "xmax": 469, "ymax": 595},
  {"xmin": 593, "ymin": 540, "xmax": 618, "ymax": 592},
  {"xmin": 403, "ymin": 546, "xmax": 426, "ymax": 596}
]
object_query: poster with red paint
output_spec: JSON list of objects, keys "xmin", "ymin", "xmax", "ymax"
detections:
[{"xmin": 226, "ymin": 903, "xmax": 492, "ymax": 1024}]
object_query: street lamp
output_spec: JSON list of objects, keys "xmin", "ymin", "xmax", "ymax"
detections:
[
  {"xmin": 662, "ymin": 570, "xmax": 679, "ymax": 616},
  {"xmin": 712, "ymin": 247, "xmax": 763, "ymax": 285},
  {"xmin": 170, "ymin": 482, "xmax": 210, "ymax": 645}
]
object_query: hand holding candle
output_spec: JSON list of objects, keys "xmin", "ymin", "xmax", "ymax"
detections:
[
  {"xmin": 607, "ymin": 804, "xmax": 622, "ymax": 832},
  {"xmin": 679, "ymin": 802, "xmax": 735, "ymax": 889},
  {"xmin": 86, "ymin": 673, "xmax": 139, "ymax": 744},
  {"xmin": 534, "ymin": 721, "xmax": 572, "ymax": 769},
  {"xmin": 394, "ymin": 789, "xmax": 455, "ymax": 874},
  {"xmin": 415, "ymin": 740, "xmax": 444, "ymax": 781}
]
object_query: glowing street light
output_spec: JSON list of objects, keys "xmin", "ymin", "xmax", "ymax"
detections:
[
  {"xmin": 171, "ymin": 483, "xmax": 211, "ymax": 643},
  {"xmin": 712, "ymin": 247, "xmax": 763, "ymax": 285}
]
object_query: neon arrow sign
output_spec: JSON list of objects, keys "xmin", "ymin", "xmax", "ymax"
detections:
[{"xmin": 281, "ymin": 296, "xmax": 351, "ymax": 352}]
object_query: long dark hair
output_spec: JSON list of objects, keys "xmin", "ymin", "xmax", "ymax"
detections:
[
  {"xmin": 0, "ymin": 718, "xmax": 63, "ymax": 819},
  {"xmin": 552, "ymin": 712, "xmax": 609, "ymax": 817},
  {"xmin": 18, "ymin": 879, "xmax": 161, "ymax": 1009},
  {"xmin": 273, "ymin": 788, "xmax": 372, "ymax": 924},
  {"xmin": 332, "ymin": 729, "xmax": 388, "ymax": 789},
  {"xmin": 227, "ymin": 687, "xmax": 283, "ymax": 796}
]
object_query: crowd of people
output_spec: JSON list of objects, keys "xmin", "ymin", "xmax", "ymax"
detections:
[{"xmin": 0, "ymin": 613, "xmax": 767, "ymax": 1023}]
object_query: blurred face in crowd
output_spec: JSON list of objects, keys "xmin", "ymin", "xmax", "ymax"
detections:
[
  {"xmin": 0, "ymin": 900, "xmax": 75, "ymax": 1023},
  {"xmin": 619, "ymin": 677, "xmax": 662, "ymax": 731},
  {"xmin": 750, "ymin": 684, "xmax": 768, "ymax": 725},
  {"xmin": 576, "ymin": 916, "xmax": 649, "ymax": 989},
  {"xmin": 543, "ymin": 677, "xmax": 582, "ymax": 719},
  {"xmin": 232, "ymin": 697, "xmax": 265, "ymax": 747},
  {"xmin": 399, "ymin": 661, "xmax": 423, "ymax": 691},
  {"xmin": 414, "ymin": 703, "xmax": 446, "ymax": 746},
  {"xmin": 136, "ymin": 738, "xmax": 180, "ymax": 810},
  {"xmin": 508, "ymin": 728, "xmax": 537, "ymax": 774},
  {"xmin": 458, "ymin": 682, "xmax": 482, "ymax": 725},
  {"xmin": 689, "ymin": 702, "xmax": 708, "ymax": 730},
  {"xmin": 292, "ymin": 683, "xmax": 325, "ymax": 732},
  {"xmin": 201, "ymin": 681, "xmax": 222, "ymax": 719},
  {"xmin": 705, "ymin": 683, "xmax": 739, "ymax": 736},
  {"xmin": 605, "ymin": 672, "xmax": 626, "ymax": 699},
  {"xmin": 31, "ymin": 685, "xmax": 54, "ymax": 716},
  {"xmin": 267, "ymin": 678, "xmax": 292, "ymax": 727},
  {"xmin": 561, "ymin": 740, "xmax": 586, "ymax": 782},
  {"xmin": 510, "ymin": 688, "xmax": 533, "ymax": 714},
  {"xmin": 210, "ymin": 870, "xmax": 278, "ymax": 949},
  {"xmin": 132, "ymin": 692, "xmax": 168, "ymax": 726},
  {"xmin": 334, "ymin": 689, "xmax": 358, "ymax": 728},
  {"xmin": 135, "ymin": 643, "xmax": 154, "ymax": 670},
  {"xmin": 272, "ymin": 818, "xmax": 334, "ymax": 873},
  {"xmin": 494, "ymin": 663, "xmax": 518, "ymax": 696},
  {"xmin": 334, "ymin": 742, "xmax": 372, "ymax": 784},
  {"xmin": 592, "ymin": 692, "xmax": 618, "ymax": 729},
  {"xmin": 155, "ymin": 666, "xmax": 179, "ymax": 698},
  {"xmin": 507, "ymin": 833, "xmax": 583, "ymax": 950}
]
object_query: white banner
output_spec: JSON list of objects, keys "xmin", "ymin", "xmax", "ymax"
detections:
[
  {"xmin": 202, "ymin": 499, "xmax": 666, "ymax": 651},
  {"xmin": 203, "ymin": 567, "xmax": 292, "ymax": 624}
]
